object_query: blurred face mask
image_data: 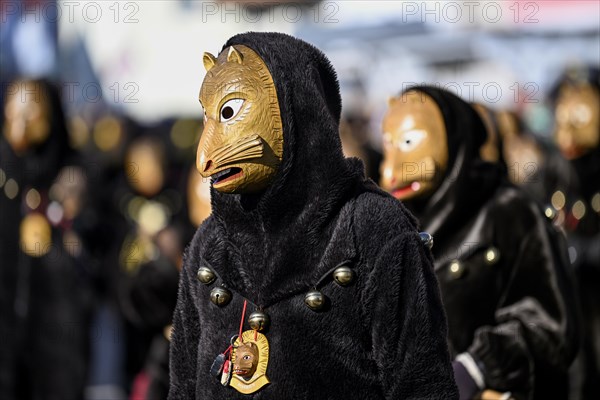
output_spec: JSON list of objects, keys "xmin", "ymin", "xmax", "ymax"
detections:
[
  {"xmin": 125, "ymin": 138, "xmax": 165, "ymax": 198},
  {"xmin": 472, "ymin": 103, "xmax": 500, "ymax": 163},
  {"xmin": 3, "ymin": 81, "xmax": 50, "ymax": 154},
  {"xmin": 196, "ymin": 45, "xmax": 284, "ymax": 194},
  {"xmin": 380, "ymin": 90, "xmax": 448, "ymax": 201},
  {"xmin": 554, "ymin": 83, "xmax": 600, "ymax": 160}
]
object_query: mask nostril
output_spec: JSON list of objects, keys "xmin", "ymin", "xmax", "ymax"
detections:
[{"xmin": 204, "ymin": 160, "xmax": 212, "ymax": 172}]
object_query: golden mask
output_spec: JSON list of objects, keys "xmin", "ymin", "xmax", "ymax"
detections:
[
  {"xmin": 472, "ymin": 103, "xmax": 500, "ymax": 163},
  {"xmin": 3, "ymin": 80, "xmax": 50, "ymax": 154},
  {"xmin": 554, "ymin": 83, "xmax": 600, "ymax": 160},
  {"xmin": 125, "ymin": 137, "xmax": 165, "ymax": 198},
  {"xmin": 197, "ymin": 45, "xmax": 284, "ymax": 194},
  {"xmin": 380, "ymin": 91, "xmax": 448, "ymax": 200},
  {"xmin": 233, "ymin": 342, "xmax": 258, "ymax": 379},
  {"xmin": 496, "ymin": 110, "xmax": 543, "ymax": 185}
]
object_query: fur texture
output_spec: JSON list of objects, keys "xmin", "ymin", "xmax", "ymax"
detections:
[{"xmin": 169, "ymin": 33, "xmax": 458, "ymax": 399}]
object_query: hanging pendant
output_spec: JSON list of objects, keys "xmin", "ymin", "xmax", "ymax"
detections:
[
  {"xmin": 229, "ymin": 330, "xmax": 270, "ymax": 394},
  {"xmin": 20, "ymin": 213, "xmax": 52, "ymax": 258}
]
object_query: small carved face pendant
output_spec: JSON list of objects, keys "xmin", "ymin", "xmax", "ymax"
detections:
[{"xmin": 233, "ymin": 342, "xmax": 258, "ymax": 379}]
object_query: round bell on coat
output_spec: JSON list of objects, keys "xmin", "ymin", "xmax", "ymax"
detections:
[
  {"xmin": 449, "ymin": 260, "xmax": 465, "ymax": 279},
  {"xmin": 484, "ymin": 247, "xmax": 500, "ymax": 265},
  {"xmin": 197, "ymin": 266, "xmax": 216, "ymax": 285},
  {"xmin": 305, "ymin": 290, "xmax": 326, "ymax": 311},
  {"xmin": 210, "ymin": 287, "xmax": 232, "ymax": 307},
  {"xmin": 419, "ymin": 232, "xmax": 434, "ymax": 250},
  {"xmin": 248, "ymin": 311, "xmax": 270, "ymax": 331},
  {"xmin": 333, "ymin": 266, "xmax": 354, "ymax": 286}
]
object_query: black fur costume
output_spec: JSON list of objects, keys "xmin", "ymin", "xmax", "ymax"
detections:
[
  {"xmin": 169, "ymin": 33, "xmax": 458, "ymax": 399},
  {"xmin": 402, "ymin": 87, "xmax": 579, "ymax": 400}
]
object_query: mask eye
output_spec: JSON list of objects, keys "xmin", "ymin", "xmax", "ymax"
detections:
[
  {"xmin": 398, "ymin": 130, "xmax": 426, "ymax": 152},
  {"xmin": 220, "ymin": 99, "xmax": 244, "ymax": 122}
]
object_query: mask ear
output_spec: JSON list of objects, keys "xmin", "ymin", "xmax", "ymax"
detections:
[
  {"xmin": 203, "ymin": 52, "xmax": 217, "ymax": 72},
  {"xmin": 227, "ymin": 46, "xmax": 244, "ymax": 64}
]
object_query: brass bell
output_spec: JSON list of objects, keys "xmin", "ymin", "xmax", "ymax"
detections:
[
  {"xmin": 419, "ymin": 232, "xmax": 433, "ymax": 250},
  {"xmin": 248, "ymin": 311, "xmax": 270, "ymax": 331},
  {"xmin": 333, "ymin": 266, "xmax": 354, "ymax": 286},
  {"xmin": 210, "ymin": 287, "xmax": 232, "ymax": 307},
  {"xmin": 484, "ymin": 247, "xmax": 500, "ymax": 265},
  {"xmin": 197, "ymin": 266, "xmax": 216, "ymax": 285},
  {"xmin": 448, "ymin": 260, "xmax": 465, "ymax": 279},
  {"xmin": 305, "ymin": 290, "xmax": 326, "ymax": 311}
]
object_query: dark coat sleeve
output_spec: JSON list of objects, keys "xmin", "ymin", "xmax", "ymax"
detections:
[
  {"xmin": 168, "ymin": 247, "xmax": 200, "ymax": 399},
  {"xmin": 467, "ymin": 204, "xmax": 579, "ymax": 396},
  {"xmin": 368, "ymin": 232, "xmax": 458, "ymax": 400}
]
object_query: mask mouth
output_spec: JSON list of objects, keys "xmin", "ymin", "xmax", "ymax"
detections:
[
  {"xmin": 233, "ymin": 367, "xmax": 251, "ymax": 376},
  {"xmin": 212, "ymin": 167, "xmax": 243, "ymax": 186},
  {"xmin": 392, "ymin": 181, "xmax": 421, "ymax": 199}
]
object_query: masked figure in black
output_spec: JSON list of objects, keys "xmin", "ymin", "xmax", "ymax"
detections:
[
  {"xmin": 550, "ymin": 67, "xmax": 600, "ymax": 400},
  {"xmin": 169, "ymin": 33, "xmax": 457, "ymax": 399},
  {"xmin": 0, "ymin": 79, "xmax": 88, "ymax": 399},
  {"xmin": 380, "ymin": 87, "xmax": 578, "ymax": 400}
]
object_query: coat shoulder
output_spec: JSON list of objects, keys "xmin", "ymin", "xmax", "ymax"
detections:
[
  {"xmin": 351, "ymin": 190, "xmax": 421, "ymax": 259},
  {"xmin": 353, "ymin": 189, "xmax": 419, "ymax": 235},
  {"xmin": 486, "ymin": 184, "xmax": 544, "ymax": 228}
]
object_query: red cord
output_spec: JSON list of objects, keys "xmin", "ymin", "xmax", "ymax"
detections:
[{"xmin": 238, "ymin": 300, "xmax": 247, "ymax": 343}]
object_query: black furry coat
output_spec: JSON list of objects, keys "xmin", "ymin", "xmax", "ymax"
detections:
[
  {"xmin": 403, "ymin": 87, "xmax": 579, "ymax": 400},
  {"xmin": 169, "ymin": 33, "xmax": 458, "ymax": 399}
]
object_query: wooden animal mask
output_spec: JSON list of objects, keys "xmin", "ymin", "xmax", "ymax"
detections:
[
  {"xmin": 380, "ymin": 91, "xmax": 448, "ymax": 200},
  {"xmin": 3, "ymin": 80, "xmax": 50, "ymax": 154},
  {"xmin": 125, "ymin": 137, "xmax": 166, "ymax": 198},
  {"xmin": 197, "ymin": 45, "xmax": 284, "ymax": 193},
  {"xmin": 233, "ymin": 342, "xmax": 258, "ymax": 379},
  {"xmin": 554, "ymin": 83, "xmax": 600, "ymax": 160}
]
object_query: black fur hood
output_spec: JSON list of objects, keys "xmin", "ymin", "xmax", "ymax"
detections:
[{"xmin": 208, "ymin": 32, "xmax": 366, "ymax": 306}]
